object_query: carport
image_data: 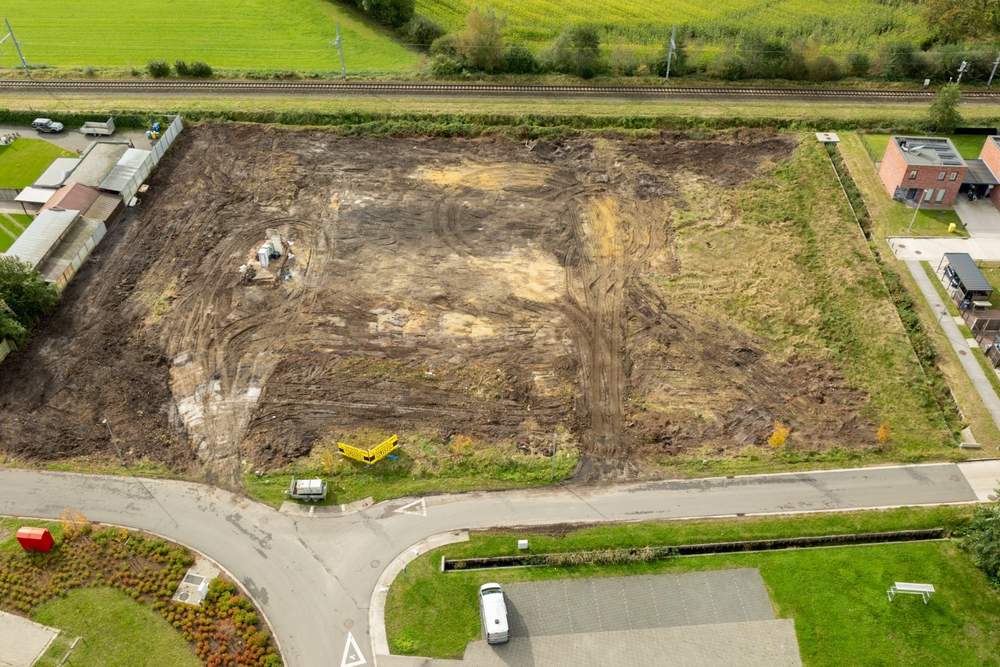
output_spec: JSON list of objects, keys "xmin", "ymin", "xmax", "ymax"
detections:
[
  {"xmin": 938, "ymin": 252, "xmax": 993, "ymax": 309},
  {"xmin": 962, "ymin": 159, "xmax": 999, "ymax": 200}
]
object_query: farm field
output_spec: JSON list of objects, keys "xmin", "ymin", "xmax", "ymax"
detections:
[
  {"xmin": 386, "ymin": 508, "xmax": 1000, "ymax": 664},
  {"xmin": 0, "ymin": 0, "xmax": 419, "ymax": 75},
  {"xmin": 0, "ymin": 138, "xmax": 75, "ymax": 189},
  {"xmin": 0, "ymin": 123, "xmax": 958, "ymax": 492},
  {"xmin": 0, "ymin": 213, "xmax": 33, "ymax": 252},
  {"xmin": 416, "ymin": 0, "xmax": 928, "ymax": 57}
]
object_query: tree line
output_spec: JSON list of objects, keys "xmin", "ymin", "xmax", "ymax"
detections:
[{"xmin": 0, "ymin": 257, "xmax": 58, "ymax": 348}]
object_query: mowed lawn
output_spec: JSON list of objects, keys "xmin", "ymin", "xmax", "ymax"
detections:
[
  {"xmin": 387, "ymin": 510, "xmax": 1000, "ymax": 664},
  {"xmin": 417, "ymin": 0, "xmax": 927, "ymax": 53},
  {"xmin": 0, "ymin": 138, "xmax": 74, "ymax": 188},
  {"xmin": 2, "ymin": 0, "xmax": 420, "ymax": 74},
  {"xmin": 0, "ymin": 213, "xmax": 34, "ymax": 252},
  {"xmin": 31, "ymin": 588, "xmax": 200, "ymax": 667}
]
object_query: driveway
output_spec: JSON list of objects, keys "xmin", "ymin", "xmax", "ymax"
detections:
[
  {"xmin": 0, "ymin": 125, "xmax": 152, "ymax": 153},
  {"xmin": 0, "ymin": 461, "xmax": 997, "ymax": 667},
  {"xmin": 955, "ymin": 198, "xmax": 1000, "ymax": 238}
]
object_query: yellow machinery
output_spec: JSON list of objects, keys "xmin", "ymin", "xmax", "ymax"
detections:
[{"xmin": 338, "ymin": 435, "xmax": 399, "ymax": 465}]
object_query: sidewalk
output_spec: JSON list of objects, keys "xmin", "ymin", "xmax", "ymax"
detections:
[{"xmin": 906, "ymin": 260, "xmax": 1000, "ymax": 430}]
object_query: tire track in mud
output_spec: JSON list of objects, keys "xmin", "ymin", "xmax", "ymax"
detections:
[{"xmin": 563, "ymin": 191, "xmax": 670, "ymax": 471}]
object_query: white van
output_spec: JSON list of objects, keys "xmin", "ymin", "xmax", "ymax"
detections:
[{"xmin": 479, "ymin": 583, "xmax": 510, "ymax": 644}]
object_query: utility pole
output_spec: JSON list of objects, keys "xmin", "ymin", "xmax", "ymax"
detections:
[
  {"xmin": 988, "ymin": 53, "xmax": 1000, "ymax": 88},
  {"xmin": 956, "ymin": 59, "xmax": 969, "ymax": 84},
  {"xmin": 664, "ymin": 25, "xmax": 676, "ymax": 81},
  {"xmin": 333, "ymin": 23, "xmax": 346, "ymax": 80},
  {"xmin": 2, "ymin": 18, "xmax": 31, "ymax": 77}
]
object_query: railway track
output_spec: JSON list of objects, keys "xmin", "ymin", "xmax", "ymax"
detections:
[{"xmin": 3, "ymin": 78, "xmax": 1000, "ymax": 100}]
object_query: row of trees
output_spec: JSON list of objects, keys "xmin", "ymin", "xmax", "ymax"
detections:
[
  {"xmin": 412, "ymin": 6, "xmax": 998, "ymax": 82},
  {"xmin": 0, "ymin": 257, "xmax": 58, "ymax": 347}
]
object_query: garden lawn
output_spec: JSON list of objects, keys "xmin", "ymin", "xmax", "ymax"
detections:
[
  {"xmin": 386, "ymin": 507, "xmax": 999, "ymax": 665},
  {"xmin": 0, "ymin": 212, "xmax": 33, "ymax": 252},
  {"xmin": 0, "ymin": 0, "xmax": 419, "ymax": 75},
  {"xmin": 32, "ymin": 588, "xmax": 200, "ymax": 667},
  {"xmin": 0, "ymin": 138, "xmax": 74, "ymax": 189},
  {"xmin": 0, "ymin": 517, "xmax": 62, "ymax": 554}
]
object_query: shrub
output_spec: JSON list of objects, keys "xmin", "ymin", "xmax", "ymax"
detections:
[
  {"xmin": 502, "ymin": 44, "xmax": 538, "ymax": 74},
  {"xmin": 188, "ymin": 61, "xmax": 213, "ymax": 78},
  {"xmin": 457, "ymin": 7, "xmax": 505, "ymax": 73},
  {"xmin": 609, "ymin": 47, "xmax": 642, "ymax": 76},
  {"xmin": 542, "ymin": 25, "xmax": 603, "ymax": 79},
  {"xmin": 0, "ymin": 256, "xmax": 59, "ymax": 345},
  {"xmin": 710, "ymin": 52, "xmax": 747, "ymax": 80},
  {"xmin": 146, "ymin": 60, "xmax": 170, "ymax": 78},
  {"xmin": 356, "ymin": 0, "xmax": 414, "ymax": 28},
  {"xmin": 650, "ymin": 39, "xmax": 688, "ymax": 77},
  {"xmin": 429, "ymin": 33, "xmax": 461, "ymax": 59},
  {"xmin": 174, "ymin": 60, "xmax": 190, "ymax": 76},
  {"xmin": 928, "ymin": 83, "xmax": 962, "ymax": 133},
  {"xmin": 807, "ymin": 55, "xmax": 842, "ymax": 82},
  {"xmin": 963, "ymin": 499, "xmax": 1000, "ymax": 585},
  {"xmin": 429, "ymin": 54, "xmax": 464, "ymax": 77},
  {"xmin": 876, "ymin": 423, "xmax": 891, "ymax": 444},
  {"xmin": 846, "ymin": 52, "xmax": 871, "ymax": 77},
  {"xmin": 404, "ymin": 15, "xmax": 445, "ymax": 49},
  {"xmin": 880, "ymin": 42, "xmax": 924, "ymax": 80},
  {"xmin": 767, "ymin": 421, "xmax": 790, "ymax": 448}
]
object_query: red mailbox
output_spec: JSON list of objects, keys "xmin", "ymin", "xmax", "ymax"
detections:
[{"xmin": 16, "ymin": 527, "xmax": 54, "ymax": 553}]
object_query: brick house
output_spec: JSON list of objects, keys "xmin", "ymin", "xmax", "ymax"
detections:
[
  {"xmin": 978, "ymin": 136, "xmax": 1000, "ymax": 211},
  {"xmin": 878, "ymin": 136, "xmax": 967, "ymax": 208}
]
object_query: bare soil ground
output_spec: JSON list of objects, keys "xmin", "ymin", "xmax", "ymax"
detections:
[{"xmin": 0, "ymin": 125, "xmax": 876, "ymax": 484}]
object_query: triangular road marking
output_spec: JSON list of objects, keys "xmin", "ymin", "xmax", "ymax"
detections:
[
  {"xmin": 340, "ymin": 632, "xmax": 366, "ymax": 667},
  {"xmin": 394, "ymin": 497, "xmax": 427, "ymax": 517}
]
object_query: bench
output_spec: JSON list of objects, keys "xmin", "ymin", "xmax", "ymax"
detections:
[{"xmin": 887, "ymin": 582, "xmax": 935, "ymax": 604}]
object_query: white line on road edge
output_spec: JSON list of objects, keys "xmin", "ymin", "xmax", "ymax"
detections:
[
  {"xmin": 394, "ymin": 498, "xmax": 427, "ymax": 517},
  {"xmin": 341, "ymin": 632, "xmax": 366, "ymax": 667}
]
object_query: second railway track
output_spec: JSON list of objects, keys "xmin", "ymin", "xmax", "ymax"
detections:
[{"xmin": 3, "ymin": 79, "xmax": 1000, "ymax": 101}]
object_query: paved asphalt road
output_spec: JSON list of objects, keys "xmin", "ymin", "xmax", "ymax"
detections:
[{"xmin": 0, "ymin": 461, "xmax": 997, "ymax": 667}]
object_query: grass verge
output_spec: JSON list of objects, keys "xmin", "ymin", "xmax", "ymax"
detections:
[
  {"xmin": 244, "ymin": 434, "xmax": 579, "ymax": 508},
  {"xmin": 32, "ymin": 588, "xmax": 200, "ymax": 667},
  {"xmin": 0, "ymin": 212, "xmax": 32, "ymax": 252},
  {"xmin": 386, "ymin": 506, "xmax": 996, "ymax": 663}
]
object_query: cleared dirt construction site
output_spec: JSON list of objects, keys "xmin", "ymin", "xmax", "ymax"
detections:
[{"xmin": 0, "ymin": 124, "xmax": 953, "ymax": 484}]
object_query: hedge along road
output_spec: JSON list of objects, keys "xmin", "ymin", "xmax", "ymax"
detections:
[{"xmin": 0, "ymin": 461, "xmax": 998, "ymax": 667}]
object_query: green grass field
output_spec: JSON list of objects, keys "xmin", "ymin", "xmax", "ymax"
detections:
[
  {"xmin": 1, "ymin": 0, "xmax": 420, "ymax": 75},
  {"xmin": 417, "ymin": 0, "xmax": 928, "ymax": 56},
  {"xmin": 32, "ymin": 588, "xmax": 200, "ymax": 667},
  {"xmin": 387, "ymin": 507, "xmax": 1000, "ymax": 664},
  {"xmin": 0, "ymin": 213, "xmax": 34, "ymax": 252},
  {"xmin": 0, "ymin": 138, "xmax": 74, "ymax": 188}
]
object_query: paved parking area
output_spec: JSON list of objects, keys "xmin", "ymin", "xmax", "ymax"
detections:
[
  {"xmin": 424, "ymin": 569, "xmax": 802, "ymax": 667},
  {"xmin": 0, "ymin": 610, "xmax": 58, "ymax": 667},
  {"xmin": 955, "ymin": 199, "xmax": 1000, "ymax": 238},
  {"xmin": 504, "ymin": 568, "xmax": 774, "ymax": 637}
]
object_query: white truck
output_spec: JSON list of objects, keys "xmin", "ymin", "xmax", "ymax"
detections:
[
  {"xmin": 79, "ymin": 117, "xmax": 115, "ymax": 136},
  {"xmin": 479, "ymin": 583, "xmax": 510, "ymax": 644}
]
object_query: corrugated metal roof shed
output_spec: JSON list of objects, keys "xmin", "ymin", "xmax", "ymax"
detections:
[
  {"xmin": 14, "ymin": 187, "xmax": 55, "ymax": 205},
  {"xmin": 82, "ymin": 193, "xmax": 122, "ymax": 224},
  {"xmin": 67, "ymin": 142, "xmax": 129, "ymax": 188},
  {"xmin": 944, "ymin": 253, "xmax": 993, "ymax": 293},
  {"xmin": 2, "ymin": 209, "xmax": 80, "ymax": 270},
  {"xmin": 33, "ymin": 158, "xmax": 81, "ymax": 188},
  {"xmin": 99, "ymin": 148, "xmax": 150, "ymax": 193}
]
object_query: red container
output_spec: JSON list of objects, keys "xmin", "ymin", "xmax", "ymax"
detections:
[{"xmin": 16, "ymin": 527, "xmax": 54, "ymax": 553}]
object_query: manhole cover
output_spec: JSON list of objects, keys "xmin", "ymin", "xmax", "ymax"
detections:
[
  {"xmin": 178, "ymin": 591, "xmax": 189, "ymax": 601},
  {"xmin": 370, "ymin": 559, "xmax": 381, "ymax": 569}
]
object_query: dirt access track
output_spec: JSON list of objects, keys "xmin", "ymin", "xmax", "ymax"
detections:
[{"xmin": 0, "ymin": 124, "xmax": 872, "ymax": 484}]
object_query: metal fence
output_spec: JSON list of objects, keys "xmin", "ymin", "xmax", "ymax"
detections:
[{"xmin": 118, "ymin": 115, "xmax": 184, "ymax": 202}]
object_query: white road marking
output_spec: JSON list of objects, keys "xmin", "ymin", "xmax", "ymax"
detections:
[
  {"xmin": 394, "ymin": 498, "xmax": 427, "ymax": 517},
  {"xmin": 341, "ymin": 631, "xmax": 367, "ymax": 667}
]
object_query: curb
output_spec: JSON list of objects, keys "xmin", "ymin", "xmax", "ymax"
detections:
[
  {"xmin": 278, "ymin": 496, "xmax": 374, "ymax": 516},
  {"xmin": 369, "ymin": 530, "xmax": 469, "ymax": 662}
]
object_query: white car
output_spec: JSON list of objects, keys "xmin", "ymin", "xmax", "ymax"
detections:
[
  {"xmin": 479, "ymin": 583, "xmax": 509, "ymax": 644},
  {"xmin": 31, "ymin": 118, "xmax": 64, "ymax": 133}
]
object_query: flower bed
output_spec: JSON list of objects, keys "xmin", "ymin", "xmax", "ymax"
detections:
[{"xmin": 0, "ymin": 515, "xmax": 281, "ymax": 666}]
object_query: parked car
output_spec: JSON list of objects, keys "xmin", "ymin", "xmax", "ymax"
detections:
[
  {"xmin": 31, "ymin": 118, "xmax": 64, "ymax": 133},
  {"xmin": 479, "ymin": 583, "xmax": 509, "ymax": 644}
]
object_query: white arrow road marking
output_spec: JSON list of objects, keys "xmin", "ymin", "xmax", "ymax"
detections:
[
  {"xmin": 341, "ymin": 631, "xmax": 367, "ymax": 667},
  {"xmin": 394, "ymin": 497, "xmax": 427, "ymax": 517}
]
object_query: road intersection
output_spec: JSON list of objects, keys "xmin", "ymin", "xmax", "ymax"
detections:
[{"xmin": 1, "ymin": 460, "xmax": 997, "ymax": 666}]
